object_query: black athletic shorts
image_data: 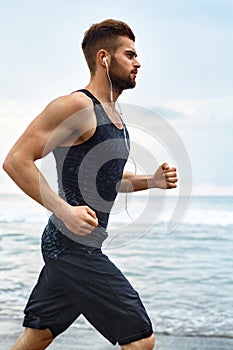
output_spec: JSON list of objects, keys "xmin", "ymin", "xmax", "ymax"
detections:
[{"xmin": 23, "ymin": 243, "xmax": 153, "ymax": 346}]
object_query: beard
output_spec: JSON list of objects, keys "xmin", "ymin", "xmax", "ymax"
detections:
[{"xmin": 109, "ymin": 58, "xmax": 136, "ymax": 93}]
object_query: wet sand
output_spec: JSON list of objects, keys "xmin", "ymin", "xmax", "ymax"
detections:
[{"xmin": 1, "ymin": 319, "xmax": 233, "ymax": 350}]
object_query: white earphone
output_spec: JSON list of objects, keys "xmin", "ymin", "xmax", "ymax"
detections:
[
  {"xmin": 103, "ymin": 56, "xmax": 113, "ymax": 102},
  {"xmin": 103, "ymin": 55, "xmax": 137, "ymax": 221},
  {"xmin": 103, "ymin": 56, "xmax": 108, "ymax": 66}
]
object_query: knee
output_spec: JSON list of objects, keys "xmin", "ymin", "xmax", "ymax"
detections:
[
  {"xmin": 144, "ymin": 334, "xmax": 155, "ymax": 350},
  {"xmin": 122, "ymin": 333, "xmax": 155, "ymax": 350}
]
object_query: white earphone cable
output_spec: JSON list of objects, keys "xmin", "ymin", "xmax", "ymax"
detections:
[
  {"xmin": 105, "ymin": 59, "xmax": 138, "ymax": 222},
  {"xmin": 105, "ymin": 59, "xmax": 113, "ymax": 103},
  {"xmin": 104, "ymin": 58, "xmax": 132, "ymax": 162}
]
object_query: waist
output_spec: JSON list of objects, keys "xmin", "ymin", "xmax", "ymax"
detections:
[{"xmin": 49, "ymin": 215, "xmax": 108, "ymax": 247}]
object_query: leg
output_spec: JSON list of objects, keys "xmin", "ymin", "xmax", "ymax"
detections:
[
  {"xmin": 55, "ymin": 249, "xmax": 154, "ymax": 347},
  {"xmin": 10, "ymin": 327, "xmax": 53, "ymax": 350},
  {"xmin": 121, "ymin": 334, "xmax": 155, "ymax": 350},
  {"xmin": 19, "ymin": 262, "xmax": 81, "ymax": 349}
]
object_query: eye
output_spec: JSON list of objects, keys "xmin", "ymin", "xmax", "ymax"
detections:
[{"xmin": 127, "ymin": 52, "xmax": 133, "ymax": 59}]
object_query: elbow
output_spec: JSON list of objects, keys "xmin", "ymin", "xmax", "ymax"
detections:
[
  {"xmin": 2, "ymin": 152, "xmax": 24, "ymax": 177},
  {"xmin": 3, "ymin": 154, "xmax": 15, "ymax": 176},
  {"xmin": 3, "ymin": 155, "xmax": 11, "ymax": 174},
  {"xmin": 118, "ymin": 179, "xmax": 134, "ymax": 193}
]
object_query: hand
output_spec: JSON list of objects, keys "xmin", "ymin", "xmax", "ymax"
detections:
[
  {"xmin": 153, "ymin": 162, "xmax": 178, "ymax": 189},
  {"xmin": 61, "ymin": 205, "xmax": 98, "ymax": 236}
]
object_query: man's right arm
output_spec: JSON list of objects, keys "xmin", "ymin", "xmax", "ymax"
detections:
[{"xmin": 3, "ymin": 94, "xmax": 98, "ymax": 235}]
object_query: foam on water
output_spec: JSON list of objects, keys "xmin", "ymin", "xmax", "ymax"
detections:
[
  {"xmin": 0, "ymin": 195, "xmax": 48, "ymax": 224},
  {"xmin": 1, "ymin": 195, "xmax": 233, "ymax": 338},
  {"xmin": 1, "ymin": 195, "xmax": 233, "ymax": 227}
]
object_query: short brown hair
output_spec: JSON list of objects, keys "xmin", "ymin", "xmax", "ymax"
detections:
[{"xmin": 82, "ymin": 19, "xmax": 135, "ymax": 74}]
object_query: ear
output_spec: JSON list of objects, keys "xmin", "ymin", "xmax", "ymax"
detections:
[{"xmin": 97, "ymin": 49, "xmax": 110, "ymax": 68}]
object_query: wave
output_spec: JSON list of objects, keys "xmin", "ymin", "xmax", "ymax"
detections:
[
  {"xmin": 1, "ymin": 208, "xmax": 233, "ymax": 227},
  {"xmin": 161, "ymin": 209, "xmax": 233, "ymax": 227},
  {"xmin": 1, "ymin": 195, "xmax": 233, "ymax": 227},
  {"xmin": 0, "ymin": 208, "xmax": 48, "ymax": 224}
]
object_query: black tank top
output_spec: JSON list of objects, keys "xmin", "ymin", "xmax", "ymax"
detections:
[{"xmin": 42, "ymin": 89, "xmax": 129, "ymax": 256}]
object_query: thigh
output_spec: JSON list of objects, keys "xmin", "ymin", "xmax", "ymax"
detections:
[
  {"xmin": 55, "ymin": 250, "xmax": 153, "ymax": 345},
  {"xmin": 23, "ymin": 262, "xmax": 81, "ymax": 337}
]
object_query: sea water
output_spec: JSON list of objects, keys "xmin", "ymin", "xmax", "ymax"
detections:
[{"xmin": 0, "ymin": 194, "xmax": 233, "ymax": 339}]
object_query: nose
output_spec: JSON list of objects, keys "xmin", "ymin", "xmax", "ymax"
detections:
[{"xmin": 134, "ymin": 58, "xmax": 141, "ymax": 69}]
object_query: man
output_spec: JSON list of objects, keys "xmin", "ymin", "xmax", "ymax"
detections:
[{"xmin": 3, "ymin": 19, "xmax": 178, "ymax": 350}]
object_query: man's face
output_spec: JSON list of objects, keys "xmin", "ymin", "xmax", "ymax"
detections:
[{"xmin": 109, "ymin": 36, "xmax": 141, "ymax": 92}]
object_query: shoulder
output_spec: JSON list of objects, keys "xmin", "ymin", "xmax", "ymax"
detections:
[
  {"xmin": 38, "ymin": 90, "xmax": 94, "ymax": 131},
  {"xmin": 45, "ymin": 91, "xmax": 93, "ymax": 117}
]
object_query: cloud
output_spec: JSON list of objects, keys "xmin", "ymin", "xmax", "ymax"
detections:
[
  {"xmin": 147, "ymin": 95, "xmax": 233, "ymax": 189},
  {"xmin": 192, "ymin": 183, "xmax": 233, "ymax": 196},
  {"xmin": 0, "ymin": 99, "xmax": 42, "ymax": 155},
  {"xmin": 0, "ymin": 99, "xmax": 44, "ymax": 195},
  {"xmin": 1, "ymin": 95, "xmax": 232, "ymax": 195},
  {"xmin": 163, "ymin": 95, "xmax": 233, "ymax": 122},
  {"xmin": 150, "ymin": 106, "xmax": 185, "ymax": 119}
]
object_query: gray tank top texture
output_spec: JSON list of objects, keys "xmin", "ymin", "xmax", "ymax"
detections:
[{"xmin": 41, "ymin": 89, "xmax": 129, "ymax": 257}]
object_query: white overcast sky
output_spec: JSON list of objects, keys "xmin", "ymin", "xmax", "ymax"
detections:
[{"xmin": 0, "ymin": 0, "xmax": 233, "ymax": 195}]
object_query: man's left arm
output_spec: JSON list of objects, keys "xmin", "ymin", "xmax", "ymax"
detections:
[{"xmin": 118, "ymin": 163, "xmax": 178, "ymax": 192}]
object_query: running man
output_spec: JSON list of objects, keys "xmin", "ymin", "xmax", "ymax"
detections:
[{"xmin": 3, "ymin": 19, "xmax": 178, "ymax": 350}]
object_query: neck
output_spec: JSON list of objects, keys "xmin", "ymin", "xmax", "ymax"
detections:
[{"xmin": 85, "ymin": 75, "xmax": 122, "ymax": 105}]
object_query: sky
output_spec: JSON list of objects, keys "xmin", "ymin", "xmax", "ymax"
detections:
[{"xmin": 0, "ymin": 0, "xmax": 233, "ymax": 195}]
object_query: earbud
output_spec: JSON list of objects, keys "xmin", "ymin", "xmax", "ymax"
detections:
[
  {"xmin": 103, "ymin": 56, "xmax": 113, "ymax": 103},
  {"xmin": 103, "ymin": 56, "xmax": 108, "ymax": 67}
]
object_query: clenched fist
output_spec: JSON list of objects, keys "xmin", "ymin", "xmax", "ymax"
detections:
[{"xmin": 153, "ymin": 162, "xmax": 178, "ymax": 189}]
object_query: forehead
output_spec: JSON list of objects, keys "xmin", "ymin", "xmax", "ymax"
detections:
[{"xmin": 115, "ymin": 36, "xmax": 136, "ymax": 53}]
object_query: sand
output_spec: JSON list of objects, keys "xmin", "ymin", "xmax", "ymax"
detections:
[{"xmin": 1, "ymin": 319, "xmax": 233, "ymax": 350}]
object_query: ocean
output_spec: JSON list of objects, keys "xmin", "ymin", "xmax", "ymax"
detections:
[{"xmin": 0, "ymin": 194, "xmax": 233, "ymax": 348}]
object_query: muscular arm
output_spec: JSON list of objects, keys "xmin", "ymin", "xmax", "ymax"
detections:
[
  {"xmin": 3, "ymin": 95, "xmax": 98, "ymax": 234},
  {"xmin": 119, "ymin": 163, "xmax": 178, "ymax": 192}
]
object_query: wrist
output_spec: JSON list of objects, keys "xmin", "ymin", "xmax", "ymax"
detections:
[
  {"xmin": 53, "ymin": 198, "xmax": 71, "ymax": 220},
  {"xmin": 147, "ymin": 175, "xmax": 156, "ymax": 189}
]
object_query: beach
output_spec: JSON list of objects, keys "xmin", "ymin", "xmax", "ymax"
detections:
[
  {"xmin": 1, "ymin": 194, "xmax": 233, "ymax": 349},
  {"xmin": 2, "ymin": 319, "xmax": 233, "ymax": 350}
]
